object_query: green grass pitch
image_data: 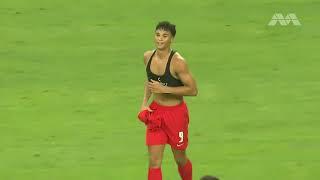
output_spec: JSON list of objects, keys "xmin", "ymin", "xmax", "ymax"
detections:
[{"xmin": 1, "ymin": 0, "xmax": 319, "ymax": 179}]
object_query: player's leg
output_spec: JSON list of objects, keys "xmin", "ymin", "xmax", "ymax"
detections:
[
  {"xmin": 148, "ymin": 144, "xmax": 165, "ymax": 168},
  {"xmin": 148, "ymin": 144, "xmax": 166, "ymax": 180},
  {"xmin": 145, "ymin": 104, "xmax": 168, "ymax": 180},
  {"xmin": 163, "ymin": 102, "xmax": 192, "ymax": 180},
  {"xmin": 172, "ymin": 148, "xmax": 192, "ymax": 180},
  {"xmin": 171, "ymin": 148, "xmax": 188, "ymax": 166}
]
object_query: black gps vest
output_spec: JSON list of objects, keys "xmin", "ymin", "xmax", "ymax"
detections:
[{"xmin": 146, "ymin": 50, "xmax": 184, "ymax": 87}]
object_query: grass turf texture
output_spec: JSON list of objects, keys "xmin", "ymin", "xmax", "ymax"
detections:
[{"xmin": 1, "ymin": 0, "xmax": 319, "ymax": 179}]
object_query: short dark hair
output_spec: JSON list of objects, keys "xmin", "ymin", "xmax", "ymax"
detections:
[
  {"xmin": 155, "ymin": 21, "xmax": 176, "ymax": 37},
  {"xmin": 200, "ymin": 175, "xmax": 219, "ymax": 180}
]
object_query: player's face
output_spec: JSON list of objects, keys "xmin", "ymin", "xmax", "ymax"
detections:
[{"xmin": 154, "ymin": 29, "xmax": 173, "ymax": 50}]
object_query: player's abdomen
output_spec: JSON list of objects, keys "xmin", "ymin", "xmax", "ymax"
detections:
[{"xmin": 153, "ymin": 93, "xmax": 183, "ymax": 106}]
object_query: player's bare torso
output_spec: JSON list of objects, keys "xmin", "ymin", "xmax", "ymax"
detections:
[{"xmin": 144, "ymin": 50, "xmax": 184, "ymax": 106}]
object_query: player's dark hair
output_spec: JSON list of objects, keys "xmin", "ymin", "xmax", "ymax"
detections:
[
  {"xmin": 200, "ymin": 175, "xmax": 219, "ymax": 180},
  {"xmin": 155, "ymin": 21, "xmax": 176, "ymax": 37}
]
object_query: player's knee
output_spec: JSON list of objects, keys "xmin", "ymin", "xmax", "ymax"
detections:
[
  {"xmin": 149, "ymin": 155, "xmax": 162, "ymax": 168},
  {"xmin": 174, "ymin": 154, "xmax": 188, "ymax": 166}
]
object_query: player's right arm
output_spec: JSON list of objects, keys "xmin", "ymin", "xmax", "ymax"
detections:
[{"xmin": 140, "ymin": 51, "xmax": 153, "ymax": 112}]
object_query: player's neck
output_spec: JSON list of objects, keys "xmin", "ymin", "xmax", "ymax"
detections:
[{"xmin": 156, "ymin": 48, "xmax": 171, "ymax": 60}]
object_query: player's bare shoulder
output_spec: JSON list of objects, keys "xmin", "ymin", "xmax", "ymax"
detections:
[
  {"xmin": 143, "ymin": 50, "xmax": 154, "ymax": 65},
  {"xmin": 172, "ymin": 52, "xmax": 189, "ymax": 73}
]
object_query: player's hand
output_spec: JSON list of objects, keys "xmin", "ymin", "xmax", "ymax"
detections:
[
  {"xmin": 140, "ymin": 105, "xmax": 153, "ymax": 112},
  {"xmin": 138, "ymin": 105, "xmax": 153, "ymax": 125},
  {"xmin": 148, "ymin": 79, "xmax": 167, "ymax": 93}
]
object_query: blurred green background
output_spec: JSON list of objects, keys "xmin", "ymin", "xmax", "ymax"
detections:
[{"xmin": 1, "ymin": 0, "xmax": 319, "ymax": 179}]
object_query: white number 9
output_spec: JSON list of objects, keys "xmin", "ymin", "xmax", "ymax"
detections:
[{"xmin": 179, "ymin": 131, "xmax": 184, "ymax": 143}]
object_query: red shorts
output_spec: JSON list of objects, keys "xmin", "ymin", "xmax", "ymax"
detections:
[{"xmin": 141, "ymin": 101, "xmax": 190, "ymax": 150}]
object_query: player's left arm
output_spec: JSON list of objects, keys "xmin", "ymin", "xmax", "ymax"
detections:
[{"xmin": 148, "ymin": 56, "xmax": 198, "ymax": 96}]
